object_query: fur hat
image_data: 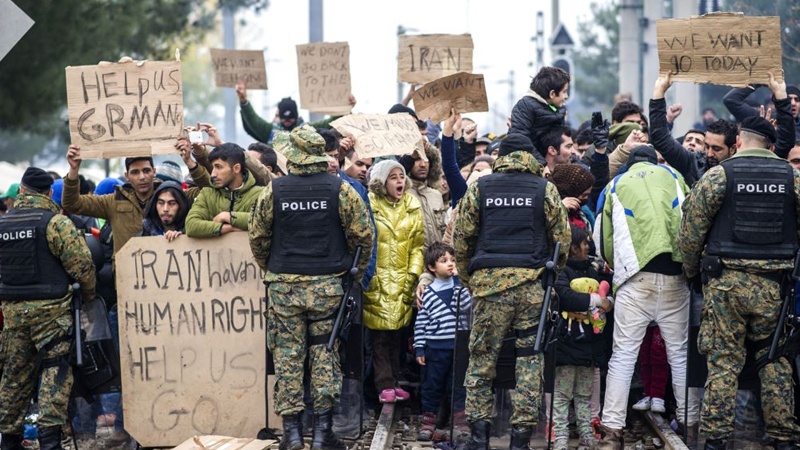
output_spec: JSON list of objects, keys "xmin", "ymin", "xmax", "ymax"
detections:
[{"xmin": 549, "ymin": 164, "xmax": 595, "ymax": 199}]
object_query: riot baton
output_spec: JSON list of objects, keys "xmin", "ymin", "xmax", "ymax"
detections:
[
  {"xmin": 327, "ymin": 246, "xmax": 362, "ymax": 351},
  {"xmin": 72, "ymin": 282, "xmax": 83, "ymax": 367},
  {"xmin": 534, "ymin": 242, "xmax": 561, "ymax": 354}
]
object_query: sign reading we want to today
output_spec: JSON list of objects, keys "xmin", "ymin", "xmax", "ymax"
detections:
[{"xmin": 656, "ymin": 13, "xmax": 782, "ymax": 87}]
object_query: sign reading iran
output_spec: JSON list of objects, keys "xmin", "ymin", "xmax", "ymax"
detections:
[
  {"xmin": 331, "ymin": 113, "xmax": 424, "ymax": 159},
  {"xmin": 412, "ymin": 72, "xmax": 488, "ymax": 123},
  {"xmin": 66, "ymin": 59, "xmax": 183, "ymax": 158},
  {"xmin": 116, "ymin": 234, "xmax": 266, "ymax": 447},
  {"xmin": 397, "ymin": 34, "xmax": 473, "ymax": 84},
  {"xmin": 656, "ymin": 13, "xmax": 782, "ymax": 87}
]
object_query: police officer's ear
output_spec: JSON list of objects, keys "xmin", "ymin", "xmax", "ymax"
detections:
[{"xmin": 734, "ymin": 135, "xmax": 743, "ymax": 154}]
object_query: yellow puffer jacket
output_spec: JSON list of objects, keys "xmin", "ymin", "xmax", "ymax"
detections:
[{"xmin": 363, "ymin": 192, "xmax": 425, "ymax": 330}]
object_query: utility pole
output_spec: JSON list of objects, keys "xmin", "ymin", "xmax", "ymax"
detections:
[
  {"xmin": 309, "ymin": 0, "xmax": 323, "ymax": 122},
  {"xmin": 222, "ymin": 4, "xmax": 236, "ymax": 143}
]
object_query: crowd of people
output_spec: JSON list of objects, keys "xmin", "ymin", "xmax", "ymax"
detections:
[{"xmin": 1, "ymin": 64, "xmax": 800, "ymax": 450}]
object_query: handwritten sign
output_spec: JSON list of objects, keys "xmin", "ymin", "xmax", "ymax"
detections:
[
  {"xmin": 296, "ymin": 42, "xmax": 352, "ymax": 115},
  {"xmin": 412, "ymin": 72, "xmax": 488, "ymax": 123},
  {"xmin": 209, "ymin": 49, "xmax": 267, "ymax": 89},
  {"xmin": 331, "ymin": 114, "xmax": 424, "ymax": 159},
  {"xmin": 656, "ymin": 13, "xmax": 782, "ymax": 87},
  {"xmin": 66, "ymin": 60, "xmax": 183, "ymax": 158},
  {"xmin": 398, "ymin": 34, "xmax": 473, "ymax": 84},
  {"xmin": 116, "ymin": 234, "xmax": 267, "ymax": 447}
]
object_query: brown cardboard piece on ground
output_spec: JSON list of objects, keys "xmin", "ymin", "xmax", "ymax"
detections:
[
  {"xmin": 171, "ymin": 435, "xmax": 275, "ymax": 450},
  {"xmin": 116, "ymin": 234, "xmax": 269, "ymax": 447},
  {"xmin": 397, "ymin": 34, "xmax": 473, "ymax": 84},
  {"xmin": 331, "ymin": 113, "xmax": 425, "ymax": 159},
  {"xmin": 412, "ymin": 72, "xmax": 488, "ymax": 123},
  {"xmin": 296, "ymin": 42, "xmax": 352, "ymax": 115},
  {"xmin": 656, "ymin": 13, "xmax": 782, "ymax": 87},
  {"xmin": 209, "ymin": 49, "xmax": 268, "ymax": 89},
  {"xmin": 65, "ymin": 60, "xmax": 183, "ymax": 158}
]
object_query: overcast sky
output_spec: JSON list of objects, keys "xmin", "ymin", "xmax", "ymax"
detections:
[{"xmin": 232, "ymin": 0, "xmax": 604, "ymax": 137}]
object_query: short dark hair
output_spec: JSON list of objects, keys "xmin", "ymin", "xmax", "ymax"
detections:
[
  {"xmin": 611, "ymin": 101, "xmax": 643, "ymax": 124},
  {"xmin": 247, "ymin": 142, "xmax": 271, "ymax": 154},
  {"xmin": 258, "ymin": 147, "xmax": 282, "ymax": 174},
  {"xmin": 575, "ymin": 128, "xmax": 592, "ymax": 146},
  {"xmin": 424, "ymin": 241, "xmax": 455, "ymax": 272},
  {"xmin": 702, "ymin": 107, "xmax": 716, "ymax": 115},
  {"xmin": 530, "ymin": 66, "xmax": 570, "ymax": 100},
  {"xmin": 316, "ymin": 128, "xmax": 341, "ymax": 153},
  {"xmin": 570, "ymin": 224, "xmax": 589, "ymax": 249},
  {"xmin": 208, "ymin": 143, "xmax": 246, "ymax": 169},
  {"xmin": 125, "ymin": 157, "xmax": 154, "ymax": 172},
  {"xmin": 706, "ymin": 120, "xmax": 738, "ymax": 148},
  {"xmin": 540, "ymin": 126, "xmax": 572, "ymax": 152},
  {"xmin": 684, "ymin": 129, "xmax": 705, "ymax": 138}
]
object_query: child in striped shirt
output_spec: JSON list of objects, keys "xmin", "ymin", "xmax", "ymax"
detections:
[{"xmin": 414, "ymin": 242, "xmax": 472, "ymax": 441}]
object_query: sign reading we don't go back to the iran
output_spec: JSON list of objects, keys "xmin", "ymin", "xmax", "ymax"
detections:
[
  {"xmin": 65, "ymin": 59, "xmax": 183, "ymax": 158},
  {"xmin": 656, "ymin": 13, "xmax": 782, "ymax": 87}
]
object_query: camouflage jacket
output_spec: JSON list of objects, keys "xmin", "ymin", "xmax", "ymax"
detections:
[
  {"xmin": 679, "ymin": 148, "xmax": 800, "ymax": 277},
  {"xmin": 248, "ymin": 161, "xmax": 374, "ymax": 284},
  {"xmin": 453, "ymin": 151, "xmax": 571, "ymax": 298},
  {"xmin": 1, "ymin": 193, "xmax": 96, "ymax": 328}
]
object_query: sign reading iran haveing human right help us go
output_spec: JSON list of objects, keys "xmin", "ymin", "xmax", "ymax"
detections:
[{"xmin": 656, "ymin": 13, "xmax": 782, "ymax": 87}]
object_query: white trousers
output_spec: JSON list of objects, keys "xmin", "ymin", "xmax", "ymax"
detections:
[{"xmin": 602, "ymin": 272, "xmax": 692, "ymax": 429}]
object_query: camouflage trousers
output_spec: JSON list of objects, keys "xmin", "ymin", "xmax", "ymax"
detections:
[
  {"xmin": 698, "ymin": 270, "xmax": 800, "ymax": 441},
  {"xmin": 0, "ymin": 299, "xmax": 73, "ymax": 434},
  {"xmin": 267, "ymin": 278, "xmax": 343, "ymax": 415},
  {"xmin": 465, "ymin": 280, "xmax": 543, "ymax": 426},
  {"xmin": 552, "ymin": 365, "xmax": 594, "ymax": 439}
]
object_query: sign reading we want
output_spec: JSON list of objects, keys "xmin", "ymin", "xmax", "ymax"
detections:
[
  {"xmin": 65, "ymin": 59, "xmax": 183, "ymax": 158},
  {"xmin": 656, "ymin": 13, "xmax": 782, "ymax": 87}
]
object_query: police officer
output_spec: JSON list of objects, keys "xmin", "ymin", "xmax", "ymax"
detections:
[
  {"xmin": 248, "ymin": 125, "xmax": 373, "ymax": 450},
  {"xmin": 679, "ymin": 116, "xmax": 800, "ymax": 450},
  {"xmin": 453, "ymin": 133, "xmax": 570, "ymax": 450},
  {"xmin": 0, "ymin": 167, "xmax": 96, "ymax": 450}
]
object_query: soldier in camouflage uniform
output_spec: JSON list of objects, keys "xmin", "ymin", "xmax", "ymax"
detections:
[
  {"xmin": 453, "ymin": 134, "xmax": 570, "ymax": 450},
  {"xmin": 679, "ymin": 115, "xmax": 800, "ymax": 450},
  {"xmin": 0, "ymin": 167, "xmax": 96, "ymax": 450},
  {"xmin": 249, "ymin": 125, "xmax": 373, "ymax": 450}
]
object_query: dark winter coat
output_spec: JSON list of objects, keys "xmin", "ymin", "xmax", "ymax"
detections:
[{"xmin": 509, "ymin": 89, "xmax": 567, "ymax": 165}]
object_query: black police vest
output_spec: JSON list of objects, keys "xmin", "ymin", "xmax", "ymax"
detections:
[
  {"xmin": 706, "ymin": 156, "xmax": 798, "ymax": 260},
  {"xmin": 267, "ymin": 173, "xmax": 351, "ymax": 275},
  {"xmin": 468, "ymin": 172, "xmax": 548, "ymax": 274},
  {"xmin": 0, "ymin": 208, "xmax": 71, "ymax": 301}
]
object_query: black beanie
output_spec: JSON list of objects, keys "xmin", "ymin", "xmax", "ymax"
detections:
[
  {"xmin": 21, "ymin": 167, "xmax": 54, "ymax": 193},
  {"xmin": 741, "ymin": 116, "xmax": 777, "ymax": 144},
  {"xmin": 278, "ymin": 97, "xmax": 298, "ymax": 119},
  {"xmin": 498, "ymin": 133, "xmax": 535, "ymax": 157},
  {"xmin": 388, "ymin": 103, "xmax": 419, "ymax": 120},
  {"xmin": 627, "ymin": 145, "xmax": 658, "ymax": 166}
]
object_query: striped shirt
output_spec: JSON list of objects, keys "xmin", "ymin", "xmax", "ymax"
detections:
[{"xmin": 413, "ymin": 277, "xmax": 473, "ymax": 356}]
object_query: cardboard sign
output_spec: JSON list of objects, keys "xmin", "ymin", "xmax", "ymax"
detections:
[
  {"xmin": 656, "ymin": 13, "xmax": 782, "ymax": 87},
  {"xmin": 171, "ymin": 435, "xmax": 274, "ymax": 450},
  {"xmin": 398, "ymin": 34, "xmax": 473, "ymax": 84},
  {"xmin": 66, "ymin": 60, "xmax": 183, "ymax": 158},
  {"xmin": 296, "ymin": 42, "xmax": 352, "ymax": 115},
  {"xmin": 412, "ymin": 72, "xmax": 488, "ymax": 123},
  {"xmin": 116, "ymin": 234, "xmax": 267, "ymax": 447},
  {"xmin": 331, "ymin": 113, "xmax": 424, "ymax": 159},
  {"xmin": 209, "ymin": 49, "xmax": 268, "ymax": 89}
]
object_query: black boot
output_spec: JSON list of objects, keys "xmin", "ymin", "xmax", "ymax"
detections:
[
  {"xmin": 311, "ymin": 409, "xmax": 346, "ymax": 450},
  {"xmin": 509, "ymin": 425, "xmax": 533, "ymax": 450},
  {"xmin": 280, "ymin": 412, "xmax": 305, "ymax": 450},
  {"xmin": 774, "ymin": 440, "xmax": 800, "ymax": 450},
  {"xmin": 37, "ymin": 426, "xmax": 64, "ymax": 450},
  {"xmin": 0, "ymin": 434, "xmax": 23, "ymax": 450},
  {"xmin": 703, "ymin": 438, "xmax": 727, "ymax": 450},
  {"xmin": 456, "ymin": 420, "xmax": 490, "ymax": 450}
]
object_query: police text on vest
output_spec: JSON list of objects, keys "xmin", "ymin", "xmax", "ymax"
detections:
[
  {"xmin": 736, "ymin": 183, "xmax": 785, "ymax": 194},
  {"xmin": 0, "ymin": 229, "xmax": 34, "ymax": 241},
  {"xmin": 281, "ymin": 200, "xmax": 328, "ymax": 211},
  {"xmin": 485, "ymin": 197, "xmax": 534, "ymax": 207}
]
